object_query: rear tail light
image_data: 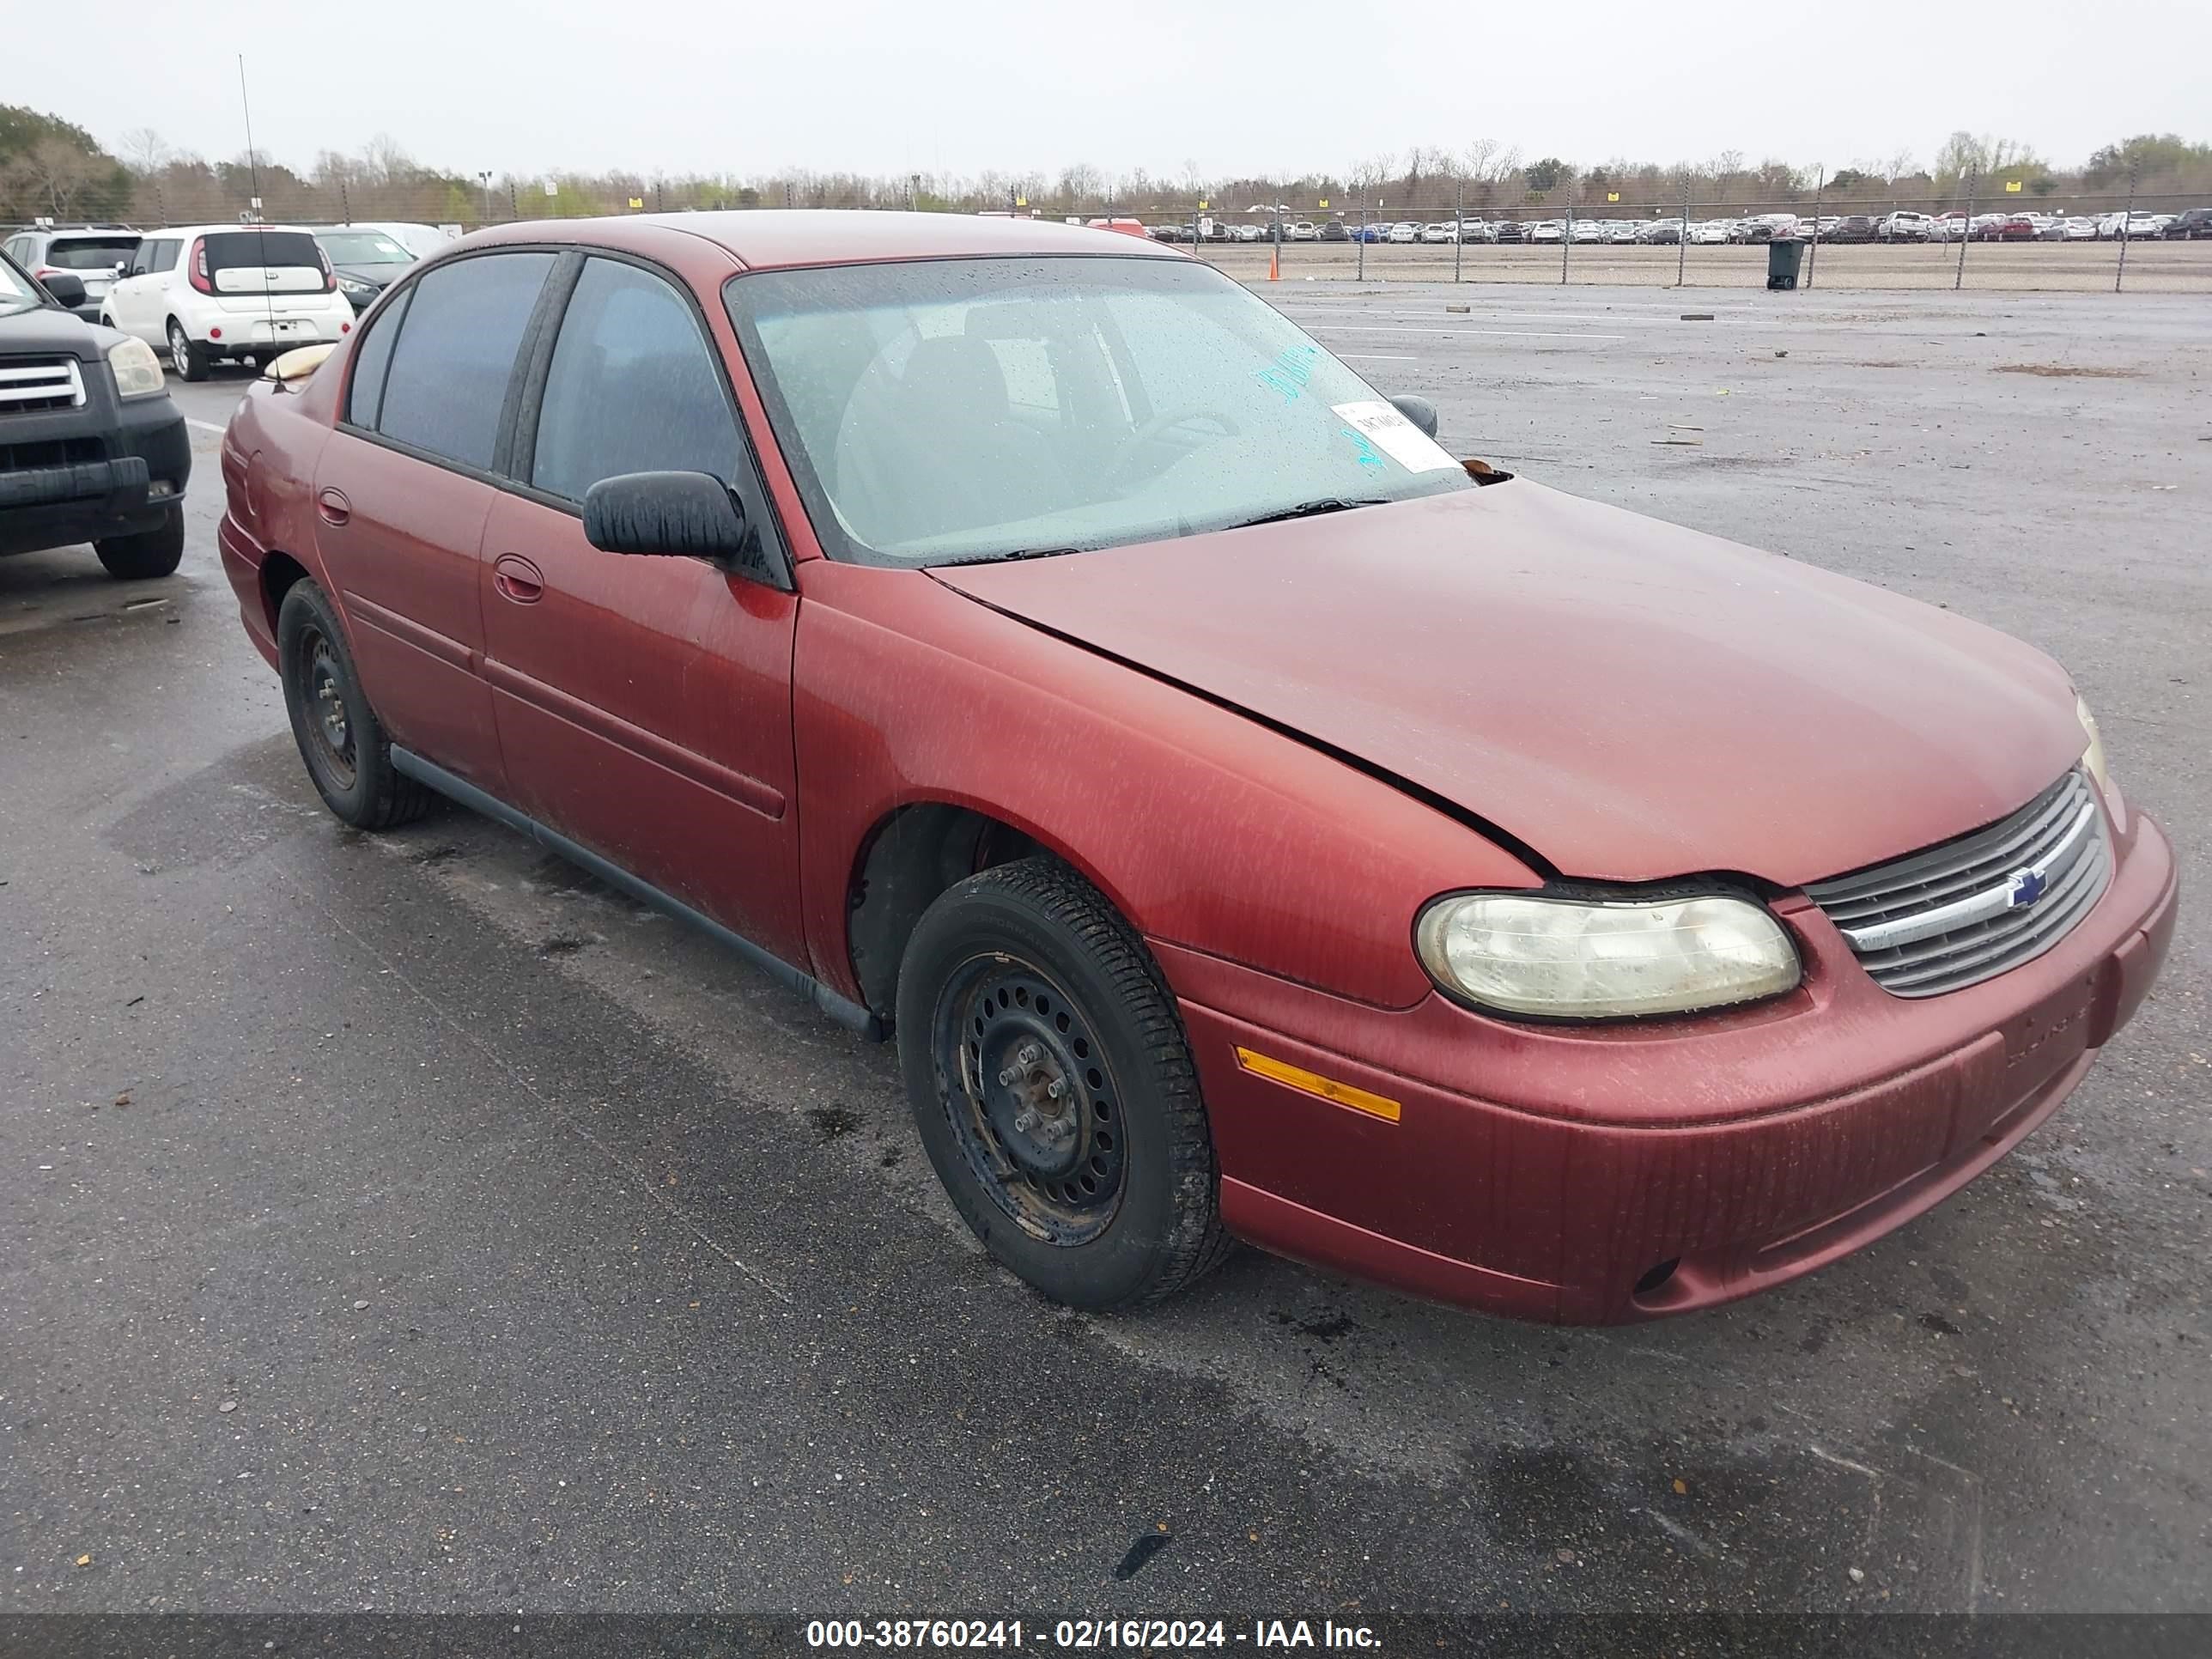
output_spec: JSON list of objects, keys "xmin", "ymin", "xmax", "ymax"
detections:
[
  {"xmin": 34, "ymin": 265, "xmax": 65, "ymax": 280},
  {"xmin": 188, "ymin": 237, "xmax": 213, "ymax": 295},
  {"xmin": 315, "ymin": 244, "xmax": 337, "ymax": 294}
]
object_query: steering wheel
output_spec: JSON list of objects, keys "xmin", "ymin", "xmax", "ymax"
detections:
[{"xmin": 1108, "ymin": 405, "xmax": 1243, "ymax": 491}]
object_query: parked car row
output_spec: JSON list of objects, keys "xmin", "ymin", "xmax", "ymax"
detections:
[
  {"xmin": 0, "ymin": 221, "xmax": 454, "ymax": 376},
  {"xmin": 1137, "ymin": 206, "xmax": 2211, "ymax": 249}
]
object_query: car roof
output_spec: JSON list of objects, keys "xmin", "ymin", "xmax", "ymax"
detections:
[
  {"xmin": 460, "ymin": 209, "xmax": 1186, "ymax": 272},
  {"xmin": 142, "ymin": 223, "xmax": 323, "ymax": 238}
]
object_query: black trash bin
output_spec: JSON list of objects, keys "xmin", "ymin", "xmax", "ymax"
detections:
[{"xmin": 1766, "ymin": 238, "xmax": 1806, "ymax": 290}]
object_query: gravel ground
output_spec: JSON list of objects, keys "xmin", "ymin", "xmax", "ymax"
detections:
[{"xmin": 2, "ymin": 287, "xmax": 2205, "ymax": 1643}]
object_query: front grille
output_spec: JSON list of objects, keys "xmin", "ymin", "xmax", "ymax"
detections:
[
  {"xmin": 0, "ymin": 435, "xmax": 104, "ymax": 473},
  {"xmin": 0, "ymin": 357, "xmax": 86, "ymax": 414},
  {"xmin": 1806, "ymin": 768, "xmax": 2111, "ymax": 998}
]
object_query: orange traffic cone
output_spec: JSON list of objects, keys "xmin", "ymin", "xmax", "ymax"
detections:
[{"xmin": 1269, "ymin": 241, "xmax": 1279, "ymax": 281}]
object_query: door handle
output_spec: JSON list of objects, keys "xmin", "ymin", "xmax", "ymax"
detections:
[
  {"xmin": 492, "ymin": 553, "xmax": 544, "ymax": 604},
  {"xmin": 315, "ymin": 487, "xmax": 349, "ymax": 526}
]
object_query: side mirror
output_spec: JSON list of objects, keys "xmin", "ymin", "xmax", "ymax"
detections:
[
  {"xmin": 582, "ymin": 471, "xmax": 751, "ymax": 563},
  {"xmin": 40, "ymin": 271, "xmax": 86, "ymax": 308},
  {"xmin": 1389, "ymin": 393, "xmax": 1439, "ymax": 440}
]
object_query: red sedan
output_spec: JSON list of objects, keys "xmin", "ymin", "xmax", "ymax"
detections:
[{"xmin": 217, "ymin": 214, "xmax": 2176, "ymax": 1323}]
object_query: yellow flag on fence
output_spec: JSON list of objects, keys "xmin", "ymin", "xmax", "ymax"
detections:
[{"xmin": 2004, "ymin": 180, "xmax": 2023, "ymax": 193}]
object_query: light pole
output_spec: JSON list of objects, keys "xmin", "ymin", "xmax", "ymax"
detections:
[{"xmin": 477, "ymin": 170, "xmax": 494, "ymax": 226}]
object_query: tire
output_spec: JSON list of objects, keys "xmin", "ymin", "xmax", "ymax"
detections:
[
  {"xmin": 896, "ymin": 858, "xmax": 1231, "ymax": 1311},
  {"xmin": 94, "ymin": 506, "xmax": 185, "ymax": 580},
  {"xmin": 167, "ymin": 319, "xmax": 209, "ymax": 382},
  {"xmin": 276, "ymin": 579, "xmax": 433, "ymax": 830}
]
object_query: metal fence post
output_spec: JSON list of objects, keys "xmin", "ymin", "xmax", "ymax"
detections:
[
  {"xmin": 1804, "ymin": 166, "xmax": 1823, "ymax": 291},
  {"xmin": 1678, "ymin": 185, "xmax": 1688, "ymax": 286},
  {"xmin": 1357, "ymin": 204, "xmax": 1366, "ymax": 281},
  {"xmin": 1453, "ymin": 179, "xmax": 1464, "ymax": 283},
  {"xmin": 2115, "ymin": 163, "xmax": 2137, "ymax": 293},
  {"xmin": 1562, "ymin": 195, "xmax": 1572, "ymax": 284},
  {"xmin": 1954, "ymin": 169, "xmax": 1974, "ymax": 290}
]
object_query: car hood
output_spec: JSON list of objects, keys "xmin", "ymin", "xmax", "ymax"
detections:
[
  {"xmin": 0, "ymin": 302, "xmax": 116, "ymax": 360},
  {"xmin": 332, "ymin": 263, "xmax": 402, "ymax": 288},
  {"xmin": 929, "ymin": 481, "xmax": 2082, "ymax": 888}
]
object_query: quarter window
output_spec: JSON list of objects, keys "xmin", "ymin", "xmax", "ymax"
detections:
[
  {"xmin": 344, "ymin": 284, "xmax": 412, "ymax": 430},
  {"xmin": 374, "ymin": 252, "xmax": 554, "ymax": 470},
  {"xmin": 530, "ymin": 257, "xmax": 739, "ymax": 502}
]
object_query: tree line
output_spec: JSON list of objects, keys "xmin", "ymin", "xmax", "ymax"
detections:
[{"xmin": 4, "ymin": 106, "xmax": 2208, "ymax": 231}]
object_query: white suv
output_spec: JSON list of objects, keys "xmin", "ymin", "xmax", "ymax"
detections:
[{"xmin": 99, "ymin": 224, "xmax": 355, "ymax": 381}]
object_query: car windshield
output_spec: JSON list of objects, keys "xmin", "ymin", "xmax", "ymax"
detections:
[
  {"xmin": 723, "ymin": 255, "xmax": 1473, "ymax": 568},
  {"xmin": 0, "ymin": 255, "xmax": 43, "ymax": 314},
  {"xmin": 318, "ymin": 232, "xmax": 412, "ymax": 264}
]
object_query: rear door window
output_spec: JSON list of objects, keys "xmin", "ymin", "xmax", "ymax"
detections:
[
  {"xmin": 373, "ymin": 252, "xmax": 554, "ymax": 471},
  {"xmin": 201, "ymin": 230, "xmax": 326, "ymax": 295}
]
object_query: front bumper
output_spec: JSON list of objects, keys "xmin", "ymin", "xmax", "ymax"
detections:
[
  {"xmin": 0, "ymin": 383, "xmax": 191, "ymax": 558},
  {"xmin": 1162, "ymin": 809, "xmax": 2177, "ymax": 1324}
]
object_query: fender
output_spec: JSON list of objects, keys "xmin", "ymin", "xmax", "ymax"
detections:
[{"xmin": 793, "ymin": 561, "xmax": 1543, "ymax": 1012}]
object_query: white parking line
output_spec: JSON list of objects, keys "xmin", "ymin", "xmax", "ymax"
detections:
[
  {"xmin": 1303, "ymin": 324, "xmax": 1629, "ymax": 342},
  {"xmin": 185, "ymin": 418, "xmax": 228, "ymax": 435},
  {"xmin": 1336, "ymin": 353, "xmax": 1418, "ymax": 361}
]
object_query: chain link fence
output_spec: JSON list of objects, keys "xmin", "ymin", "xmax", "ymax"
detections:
[{"xmin": 9, "ymin": 175, "xmax": 2208, "ymax": 294}]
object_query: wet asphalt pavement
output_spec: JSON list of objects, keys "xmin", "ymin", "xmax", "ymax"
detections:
[{"xmin": 2, "ymin": 287, "xmax": 2206, "ymax": 1634}]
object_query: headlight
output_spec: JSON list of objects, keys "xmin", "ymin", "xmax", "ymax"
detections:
[
  {"xmin": 1414, "ymin": 891, "xmax": 1801, "ymax": 1019},
  {"xmin": 340, "ymin": 277, "xmax": 374, "ymax": 297},
  {"xmin": 107, "ymin": 337, "xmax": 165, "ymax": 400},
  {"xmin": 2076, "ymin": 693, "xmax": 2124, "ymax": 825}
]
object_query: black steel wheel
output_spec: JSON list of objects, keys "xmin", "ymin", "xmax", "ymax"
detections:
[
  {"xmin": 935, "ymin": 957, "xmax": 1127, "ymax": 1246},
  {"xmin": 896, "ymin": 858, "xmax": 1231, "ymax": 1310},
  {"xmin": 276, "ymin": 580, "xmax": 432, "ymax": 830}
]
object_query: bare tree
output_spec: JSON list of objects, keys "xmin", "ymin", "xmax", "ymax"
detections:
[
  {"xmin": 1880, "ymin": 149, "xmax": 1917, "ymax": 185},
  {"xmin": 118, "ymin": 128, "xmax": 171, "ymax": 178},
  {"xmin": 4, "ymin": 138, "xmax": 110, "ymax": 217}
]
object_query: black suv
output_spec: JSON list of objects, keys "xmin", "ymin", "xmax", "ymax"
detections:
[
  {"xmin": 2161, "ymin": 208, "xmax": 2212, "ymax": 240},
  {"xmin": 0, "ymin": 249, "xmax": 190, "ymax": 579}
]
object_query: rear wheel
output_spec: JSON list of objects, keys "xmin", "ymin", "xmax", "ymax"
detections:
[
  {"xmin": 94, "ymin": 506, "xmax": 185, "ymax": 580},
  {"xmin": 167, "ymin": 319, "xmax": 208, "ymax": 382},
  {"xmin": 896, "ymin": 859, "xmax": 1231, "ymax": 1310},
  {"xmin": 276, "ymin": 580, "xmax": 432, "ymax": 830}
]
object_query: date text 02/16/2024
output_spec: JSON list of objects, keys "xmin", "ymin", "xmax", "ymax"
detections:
[{"xmin": 803, "ymin": 1619, "xmax": 1382, "ymax": 1649}]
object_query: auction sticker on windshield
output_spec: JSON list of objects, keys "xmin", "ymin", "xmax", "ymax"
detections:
[{"xmin": 1332, "ymin": 400, "xmax": 1459, "ymax": 474}]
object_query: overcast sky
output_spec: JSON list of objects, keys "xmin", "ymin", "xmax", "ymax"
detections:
[{"xmin": 21, "ymin": 0, "xmax": 2210, "ymax": 182}]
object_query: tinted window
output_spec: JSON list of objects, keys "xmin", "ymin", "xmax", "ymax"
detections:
[
  {"xmin": 531, "ymin": 258, "xmax": 738, "ymax": 501},
  {"xmin": 149, "ymin": 239, "xmax": 180, "ymax": 274},
  {"xmin": 203, "ymin": 230, "xmax": 322, "ymax": 272},
  {"xmin": 376, "ymin": 253, "xmax": 553, "ymax": 470},
  {"xmin": 46, "ymin": 237, "xmax": 139, "ymax": 270},
  {"xmin": 344, "ymin": 283, "xmax": 412, "ymax": 430}
]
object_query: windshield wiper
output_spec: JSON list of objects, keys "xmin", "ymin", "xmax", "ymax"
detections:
[
  {"xmin": 1218, "ymin": 497, "xmax": 1390, "ymax": 531},
  {"xmin": 925, "ymin": 545, "xmax": 1083, "ymax": 569}
]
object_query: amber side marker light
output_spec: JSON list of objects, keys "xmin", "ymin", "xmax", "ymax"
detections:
[{"xmin": 1234, "ymin": 1048, "xmax": 1401, "ymax": 1123}]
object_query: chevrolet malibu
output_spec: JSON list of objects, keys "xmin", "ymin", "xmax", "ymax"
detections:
[{"xmin": 217, "ymin": 214, "xmax": 2177, "ymax": 1322}]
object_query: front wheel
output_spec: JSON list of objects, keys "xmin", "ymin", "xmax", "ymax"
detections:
[
  {"xmin": 896, "ymin": 859, "xmax": 1231, "ymax": 1311},
  {"xmin": 94, "ymin": 506, "xmax": 184, "ymax": 579}
]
